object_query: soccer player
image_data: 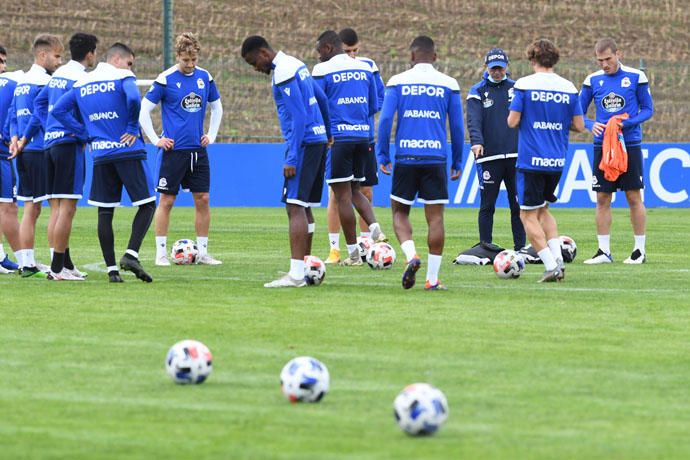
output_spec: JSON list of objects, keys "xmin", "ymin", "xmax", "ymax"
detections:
[
  {"xmin": 322, "ymin": 28, "xmax": 385, "ymax": 264},
  {"xmin": 0, "ymin": 45, "xmax": 21, "ymax": 273},
  {"xmin": 241, "ymin": 35, "xmax": 330, "ymax": 288},
  {"xmin": 8, "ymin": 34, "xmax": 63, "ymax": 278},
  {"xmin": 376, "ymin": 36, "xmax": 463, "ymax": 290},
  {"xmin": 139, "ymin": 32, "xmax": 224, "ymax": 266},
  {"xmin": 52, "ymin": 43, "xmax": 156, "ymax": 283},
  {"xmin": 21, "ymin": 33, "xmax": 98, "ymax": 280},
  {"xmin": 507, "ymin": 39, "xmax": 585, "ymax": 283},
  {"xmin": 466, "ymin": 48, "xmax": 525, "ymax": 251},
  {"xmin": 313, "ymin": 30, "xmax": 386, "ymax": 266},
  {"xmin": 579, "ymin": 38, "xmax": 654, "ymax": 265}
]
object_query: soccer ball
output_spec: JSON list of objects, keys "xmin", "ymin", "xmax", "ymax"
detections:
[
  {"xmin": 304, "ymin": 255, "xmax": 326, "ymax": 285},
  {"xmin": 493, "ymin": 249, "xmax": 525, "ymax": 279},
  {"xmin": 171, "ymin": 239, "xmax": 198, "ymax": 265},
  {"xmin": 280, "ymin": 356, "xmax": 330, "ymax": 403},
  {"xmin": 357, "ymin": 235, "xmax": 374, "ymax": 261},
  {"xmin": 165, "ymin": 339, "xmax": 213, "ymax": 384},
  {"xmin": 366, "ymin": 242, "xmax": 396, "ymax": 269},
  {"xmin": 559, "ymin": 235, "xmax": 577, "ymax": 263},
  {"xmin": 393, "ymin": 383, "xmax": 449, "ymax": 436}
]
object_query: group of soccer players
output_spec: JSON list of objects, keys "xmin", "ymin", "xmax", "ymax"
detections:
[
  {"xmin": 242, "ymin": 31, "xmax": 652, "ymax": 288},
  {"xmin": 0, "ymin": 29, "xmax": 652, "ymax": 288},
  {"xmin": 0, "ymin": 32, "xmax": 222, "ymax": 282}
]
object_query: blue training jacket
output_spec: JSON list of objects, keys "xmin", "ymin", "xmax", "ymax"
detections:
[
  {"xmin": 52, "ymin": 62, "xmax": 146, "ymax": 164},
  {"xmin": 466, "ymin": 72, "xmax": 518, "ymax": 162},
  {"xmin": 0, "ymin": 70, "xmax": 23, "ymax": 156},
  {"xmin": 376, "ymin": 63, "xmax": 464, "ymax": 170}
]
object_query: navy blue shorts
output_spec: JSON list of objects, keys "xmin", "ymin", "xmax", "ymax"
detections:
[
  {"xmin": 0, "ymin": 157, "xmax": 16, "ymax": 203},
  {"xmin": 391, "ymin": 163, "xmax": 448, "ymax": 205},
  {"xmin": 592, "ymin": 145, "xmax": 644, "ymax": 192},
  {"xmin": 516, "ymin": 169, "xmax": 561, "ymax": 210},
  {"xmin": 326, "ymin": 140, "xmax": 368, "ymax": 184},
  {"xmin": 282, "ymin": 143, "xmax": 327, "ymax": 207},
  {"xmin": 89, "ymin": 158, "xmax": 156, "ymax": 207},
  {"xmin": 156, "ymin": 148, "xmax": 210, "ymax": 195},
  {"xmin": 47, "ymin": 142, "xmax": 85, "ymax": 199},
  {"xmin": 361, "ymin": 142, "xmax": 379, "ymax": 187},
  {"xmin": 16, "ymin": 150, "xmax": 48, "ymax": 202}
]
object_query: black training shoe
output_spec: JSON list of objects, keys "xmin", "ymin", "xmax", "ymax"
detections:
[
  {"xmin": 108, "ymin": 271, "xmax": 124, "ymax": 283},
  {"xmin": 119, "ymin": 255, "xmax": 153, "ymax": 283}
]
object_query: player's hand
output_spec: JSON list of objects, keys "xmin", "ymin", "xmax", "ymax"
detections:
[
  {"xmin": 200, "ymin": 135, "xmax": 210, "ymax": 147},
  {"xmin": 157, "ymin": 137, "xmax": 175, "ymax": 150},
  {"xmin": 450, "ymin": 169, "xmax": 461, "ymax": 181},
  {"xmin": 120, "ymin": 133, "xmax": 137, "ymax": 147},
  {"xmin": 591, "ymin": 122, "xmax": 606, "ymax": 136},
  {"xmin": 471, "ymin": 144, "xmax": 484, "ymax": 158},
  {"xmin": 8, "ymin": 137, "xmax": 23, "ymax": 159},
  {"xmin": 380, "ymin": 163, "xmax": 392, "ymax": 175},
  {"xmin": 283, "ymin": 164, "xmax": 296, "ymax": 178}
]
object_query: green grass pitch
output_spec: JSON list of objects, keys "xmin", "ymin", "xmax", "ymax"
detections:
[{"xmin": 1, "ymin": 206, "xmax": 689, "ymax": 459}]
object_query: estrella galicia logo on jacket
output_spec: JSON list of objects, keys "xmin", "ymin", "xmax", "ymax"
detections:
[
  {"xmin": 601, "ymin": 92, "xmax": 625, "ymax": 113},
  {"xmin": 197, "ymin": 78, "xmax": 205, "ymax": 89},
  {"xmin": 181, "ymin": 93, "xmax": 202, "ymax": 113}
]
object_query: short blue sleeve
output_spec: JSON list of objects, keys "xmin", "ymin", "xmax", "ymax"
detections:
[
  {"xmin": 144, "ymin": 81, "xmax": 165, "ymax": 104},
  {"xmin": 509, "ymin": 89, "xmax": 524, "ymax": 112}
]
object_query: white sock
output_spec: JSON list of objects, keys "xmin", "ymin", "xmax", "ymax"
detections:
[
  {"xmin": 427, "ymin": 254, "xmax": 442, "ymax": 286},
  {"xmin": 307, "ymin": 223, "xmax": 315, "ymax": 234},
  {"xmin": 50, "ymin": 247, "xmax": 54, "ymax": 260},
  {"xmin": 155, "ymin": 236, "xmax": 167, "ymax": 257},
  {"xmin": 538, "ymin": 248, "xmax": 557, "ymax": 271},
  {"xmin": 360, "ymin": 231, "xmax": 370, "ymax": 238},
  {"xmin": 125, "ymin": 249, "xmax": 139, "ymax": 259},
  {"xmin": 547, "ymin": 238, "xmax": 562, "ymax": 263},
  {"xmin": 328, "ymin": 233, "xmax": 340, "ymax": 250},
  {"xmin": 0, "ymin": 244, "xmax": 6, "ymax": 260},
  {"xmin": 197, "ymin": 236, "xmax": 208, "ymax": 257},
  {"xmin": 401, "ymin": 240, "xmax": 417, "ymax": 262},
  {"xmin": 107, "ymin": 265, "xmax": 118, "ymax": 273},
  {"xmin": 26, "ymin": 249, "xmax": 36, "ymax": 267},
  {"xmin": 346, "ymin": 243, "xmax": 358, "ymax": 256},
  {"xmin": 634, "ymin": 235, "xmax": 646, "ymax": 253},
  {"xmin": 289, "ymin": 258, "xmax": 304, "ymax": 280},
  {"xmin": 15, "ymin": 250, "xmax": 26, "ymax": 268},
  {"xmin": 597, "ymin": 235, "xmax": 611, "ymax": 254}
]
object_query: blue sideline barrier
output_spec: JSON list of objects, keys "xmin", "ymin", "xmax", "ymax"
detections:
[{"xmin": 70, "ymin": 143, "xmax": 689, "ymax": 208}]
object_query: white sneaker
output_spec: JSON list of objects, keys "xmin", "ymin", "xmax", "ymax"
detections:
[
  {"xmin": 339, "ymin": 251, "xmax": 363, "ymax": 266},
  {"xmin": 264, "ymin": 274, "xmax": 306, "ymax": 288},
  {"xmin": 583, "ymin": 249, "xmax": 613, "ymax": 265},
  {"xmin": 36, "ymin": 262, "xmax": 50, "ymax": 272},
  {"xmin": 155, "ymin": 255, "xmax": 171, "ymax": 266},
  {"xmin": 197, "ymin": 254, "xmax": 223, "ymax": 265},
  {"xmin": 623, "ymin": 249, "xmax": 646, "ymax": 265},
  {"xmin": 64, "ymin": 267, "xmax": 88, "ymax": 278},
  {"xmin": 59, "ymin": 269, "xmax": 86, "ymax": 281}
]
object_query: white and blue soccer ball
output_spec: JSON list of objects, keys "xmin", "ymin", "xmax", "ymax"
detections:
[
  {"xmin": 304, "ymin": 255, "xmax": 326, "ymax": 286},
  {"xmin": 559, "ymin": 235, "xmax": 577, "ymax": 263},
  {"xmin": 393, "ymin": 383, "xmax": 449, "ymax": 436},
  {"xmin": 366, "ymin": 242, "xmax": 396, "ymax": 269},
  {"xmin": 165, "ymin": 339, "xmax": 213, "ymax": 384},
  {"xmin": 171, "ymin": 239, "xmax": 198, "ymax": 265},
  {"xmin": 280, "ymin": 356, "xmax": 330, "ymax": 403},
  {"xmin": 493, "ymin": 249, "xmax": 525, "ymax": 279}
]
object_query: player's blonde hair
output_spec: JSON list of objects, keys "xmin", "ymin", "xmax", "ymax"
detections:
[
  {"xmin": 175, "ymin": 32, "xmax": 200, "ymax": 56},
  {"xmin": 32, "ymin": 34, "xmax": 63, "ymax": 54}
]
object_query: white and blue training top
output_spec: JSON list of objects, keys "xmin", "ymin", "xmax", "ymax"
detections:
[
  {"xmin": 52, "ymin": 62, "xmax": 146, "ymax": 164},
  {"xmin": 510, "ymin": 72, "xmax": 582, "ymax": 173},
  {"xmin": 8, "ymin": 64, "xmax": 51, "ymax": 152},
  {"xmin": 376, "ymin": 63, "xmax": 464, "ymax": 170}
]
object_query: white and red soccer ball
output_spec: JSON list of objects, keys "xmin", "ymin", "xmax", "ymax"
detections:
[
  {"xmin": 304, "ymin": 255, "xmax": 326, "ymax": 285},
  {"xmin": 357, "ymin": 235, "xmax": 374, "ymax": 261},
  {"xmin": 493, "ymin": 249, "xmax": 525, "ymax": 279},
  {"xmin": 366, "ymin": 242, "xmax": 396, "ymax": 269},
  {"xmin": 559, "ymin": 235, "xmax": 577, "ymax": 262},
  {"xmin": 171, "ymin": 239, "xmax": 198, "ymax": 265},
  {"xmin": 165, "ymin": 339, "xmax": 213, "ymax": 384}
]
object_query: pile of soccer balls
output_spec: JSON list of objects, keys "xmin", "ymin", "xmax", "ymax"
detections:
[
  {"xmin": 494, "ymin": 235, "xmax": 578, "ymax": 279},
  {"xmin": 165, "ymin": 340, "xmax": 449, "ymax": 436}
]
